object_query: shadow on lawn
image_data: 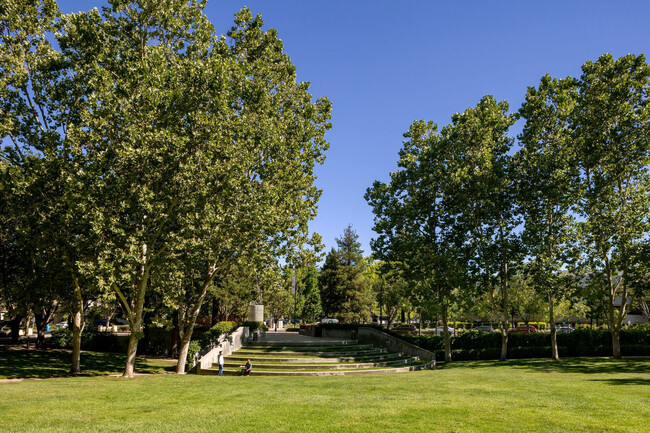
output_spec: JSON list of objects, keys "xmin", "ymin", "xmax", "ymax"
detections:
[
  {"xmin": 0, "ymin": 346, "xmax": 176, "ymax": 379},
  {"xmin": 441, "ymin": 357, "xmax": 650, "ymax": 376},
  {"xmin": 590, "ymin": 378, "xmax": 650, "ymax": 386}
]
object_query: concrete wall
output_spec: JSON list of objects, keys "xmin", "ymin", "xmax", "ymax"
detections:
[
  {"xmin": 197, "ymin": 326, "xmax": 250, "ymax": 373},
  {"xmin": 320, "ymin": 327, "xmax": 355, "ymax": 339},
  {"xmin": 358, "ymin": 327, "xmax": 436, "ymax": 362}
]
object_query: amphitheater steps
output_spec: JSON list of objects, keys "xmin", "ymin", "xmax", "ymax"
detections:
[{"xmin": 202, "ymin": 334, "xmax": 433, "ymax": 376}]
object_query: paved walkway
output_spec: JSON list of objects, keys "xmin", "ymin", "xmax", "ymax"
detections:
[{"xmin": 259, "ymin": 330, "xmax": 350, "ymax": 344}]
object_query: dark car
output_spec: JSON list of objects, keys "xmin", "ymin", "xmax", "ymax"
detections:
[
  {"xmin": 94, "ymin": 318, "xmax": 128, "ymax": 326},
  {"xmin": 471, "ymin": 325, "xmax": 496, "ymax": 332},
  {"xmin": 509, "ymin": 324, "xmax": 538, "ymax": 333}
]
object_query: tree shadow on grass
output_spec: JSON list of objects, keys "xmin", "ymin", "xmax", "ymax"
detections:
[
  {"xmin": 439, "ymin": 357, "xmax": 650, "ymax": 376},
  {"xmin": 590, "ymin": 378, "xmax": 650, "ymax": 386},
  {"xmin": 0, "ymin": 346, "xmax": 176, "ymax": 379}
]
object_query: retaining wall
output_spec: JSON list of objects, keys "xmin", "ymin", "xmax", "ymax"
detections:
[
  {"xmin": 358, "ymin": 327, "xmax": 436, "ymax": 362},
  {"xmin": 197, "ymin": 326, "xmax": 250, "ymax": 373}
]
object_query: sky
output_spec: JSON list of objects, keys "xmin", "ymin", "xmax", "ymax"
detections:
[{"xmin": 54, "ymin": 0, "xmax": 650, "ymax": 257}]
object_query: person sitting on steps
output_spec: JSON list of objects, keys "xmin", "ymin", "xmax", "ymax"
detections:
[{"xmin": 240, "ymin": 359, "xmax": 252, "ymax": 376}]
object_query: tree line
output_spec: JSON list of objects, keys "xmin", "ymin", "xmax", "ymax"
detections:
[
  {"xmin": 366, "ymin": 53, "xmax": 650, "ymax": 363},
  {"xmin": 0, "ymin": 0, "xmax": 331, "ymax": 376}
]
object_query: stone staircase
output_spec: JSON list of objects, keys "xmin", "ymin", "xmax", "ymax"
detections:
[{"xmin": 202, "ymin": 339, "xmax": 433, "ymax": 376}]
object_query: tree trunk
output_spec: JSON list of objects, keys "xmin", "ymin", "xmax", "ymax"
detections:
[
  {"xmin": 70, "ymin": 276, "xmax": 85, "ymax": 374},
  {"xmin": 24, "ymin": 313, "xmax": 31, "ymax": 349},
  {"xmin": 122, "ymin": 293, "xmax": 146, "ymax": 378},
  {"xmin": 611, "ymin": 328, "xmax": 622, "ymax": 359},
  {"xmin": 175, "ymin": 267, "xmax": 217, "ymax": 374},
  {"xmin": 441, "ymin": 302, "xmax": 452, "ymax": 364},
  {"xmin": 499, "ymin": 321, "xmax": 508, "ymax": 361},
  {"xmin": 34, "ymin": 312, "xmax": 47, "ymax": 349},
  {"xmin": 548, "ymin": 293, "xmax": 559, "ymax": 361},
  {"xmin": 9, "ymin": 316, "xmax": 22, "ymax": 344},
  {"xmin": 123, "ymin": 327, "xmax": 140, "ymax": 377},
  {"xmin": 175, "ymin": 328, "xmax": 193, "ymax": 374}
]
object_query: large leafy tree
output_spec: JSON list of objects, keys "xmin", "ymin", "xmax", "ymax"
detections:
[
  {"xmin": 517, "ymin": 74, "xmax": 579, "ymax": 359},
  {"xmin": 572, "ymin": 53, "xmax": 650, "ymax": 359},
  {"xmin": 0, "ymin": 0, "xmax": 97, "ymax": 371},
  {"xmin": 445, "ymin": 95, "xmax": 519, "ymax": 361},
  {"xmin": 366, "ymin": 120, "xmax": 463, "ymax": 362},
  {"xmin": 59, "ymin": 2, "xmax": 330, "ymax": 377}
]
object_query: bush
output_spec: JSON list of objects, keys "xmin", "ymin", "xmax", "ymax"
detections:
[
  {"xmin": 197, "ymin": 321, "xmax": 239, "ymax": 348},
  {"xmin": 621, "ymin": 345, "xmax": 650, "ymax": 356},
  {"xmin": 81, "ymin": 331, "xmax": 125, "ymax": 352},
  {"xmin": 508, "ymin": 346, "xmax": 554, "ymax": 359},
  {"xmin": 50, "ymin": 328, "xmax": 73, "ymax": 348},
  {"xmin": 240, "ymin": 321, "xmax": 268, "ymax": 333},
  {"xmin": 186, "ymin": 340, "xmax": 201, "ymax": 367},
  {"xmin": 452, "ymin": 330, "xmax": 501, "ymax": 350}
]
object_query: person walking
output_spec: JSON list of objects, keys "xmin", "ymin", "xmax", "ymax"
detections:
[{"xmin": 217, "ymin": 351, "xmax": 224, "ymax": 376}]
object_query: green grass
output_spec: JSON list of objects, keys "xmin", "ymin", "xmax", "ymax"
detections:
[
  {"xmin": 0, "ymin": 347, "xmax": 176, "ymax": 379},
  {"xmin": 0, "ymin": 356, "xmax": 648, "ymax": 432}
]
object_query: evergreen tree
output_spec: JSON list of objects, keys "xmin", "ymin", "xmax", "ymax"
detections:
[{"xmin": 319, "ymin": 225, "xmax": 372, "ymax": 322}]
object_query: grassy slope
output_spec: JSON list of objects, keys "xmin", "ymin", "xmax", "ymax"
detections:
[{"xmin": 0, "ymin": 358, "xmax": 648, "ymax": 433}]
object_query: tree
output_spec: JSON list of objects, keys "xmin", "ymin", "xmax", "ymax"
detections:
[
  {"xmin": 374, "ymin": 263, "xmax": 409, "ymax": 329},
  {"xmin": 444, "ymin": 95, "xmax": 519, "ymax": 361},
  {"xmin": 572, "ymin": 54, "xmax": 650, "ymax": 359},
  {"xmin": 517, "ymin": 74, "xmax": 579, "ymax": 359},
  {"xmin": 366, "ymin": 119, "xmax": 465, "ymax": 363},
  {"xmin": 299, "ymin": 265, "xmax": 322, "ymax": 323},
  {"xmin": 58, "ymin": 2, "xmax": 331, "ymax": 376},
  {"xmin": 319, "ymin": 225, "xmax": 373, "ymax": 322},
  {"xmin": 0, "ymin": 0, "xmax": 98, "ymax": 371}
]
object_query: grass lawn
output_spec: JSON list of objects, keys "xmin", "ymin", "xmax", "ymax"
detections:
[
  {"xmin": 0, "ymin": 347, "xmax": 177, "ymax": 379},
  {"xmin": 0, "ymin": 356, "xmax": 648, "ymax": 433}
]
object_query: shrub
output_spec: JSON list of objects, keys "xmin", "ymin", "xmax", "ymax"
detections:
[
  {"xmin": 50, "ymin": 329, "xmax": 73, "ymax": 348},
  {"xmin": 197, "ymin": 321, "xmax": 238, "ymax": 348},
  {"xmin": 240, "ymin": 321, "xmax": 268, "ymax": 333},
  {"xmin": 452, "ymin": 330, "xmax": 501, "ymax": 350},
  {"xmin": 621, "ymin": 345, "xmax": 650, "ymax": 356},
  {"xmin": 186, "ymin": 340, "xmax": 201, "ymax": 367},
  {"xmin": 507, "ymin": 346, "xmax": 554, "ymax": 359}
]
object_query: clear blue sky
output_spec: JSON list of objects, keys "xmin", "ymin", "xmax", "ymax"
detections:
[{"xmin": 56, "ymin": 1, "xmax": 650, "ymax": 257}]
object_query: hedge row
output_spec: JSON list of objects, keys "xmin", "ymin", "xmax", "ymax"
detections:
[
  {"xmin": 433, "ymin": 344, "xmax": 650, "ymax": 361},
  {"xmin": 317, "ymin": 324, "xmax": 650, "ymax": 360},
  {"xmin": 412, "ymin": 329, "xmax": 650, "ymax": 351}
]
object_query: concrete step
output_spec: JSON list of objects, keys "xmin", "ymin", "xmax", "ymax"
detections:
[
  {"xmin": 249, "ymin": 340, "xmax": 358, "ymax": 347},
  {"xmin": 234, "ymin": 348, "xmax": 385, "ymax": 357},
  {"xmin": 241, "ymin": 344, "xmax": 374, "ymax": 352},
  {"xmin": 201, "ymin": 361, "xmax": 434, "ymax": 376},
  {"xmin": 227, "ymin": 352, "xmax": 404, "ymax": 363},
  {"xmin": 221, "ymin": 357, "xmax": 420, "ymax": 370}
]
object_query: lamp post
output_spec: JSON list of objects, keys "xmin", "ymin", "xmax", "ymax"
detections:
[{"xmin": 291, "ymin": 265, "xmax": 297, "ymax": 328}]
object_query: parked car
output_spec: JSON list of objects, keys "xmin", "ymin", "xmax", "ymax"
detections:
[
  {"xmin": 509, "ymin": 324, "xmax": 538, "ymax": 333},
  {"xmin": 434, "ymin": 326, "xmax": 455, "ymax": 335},
  {"xmin": 393, "ymin": 324, "xmax": 417, "ymax": 332},
  {"xmin": 94, "ymin": 318, "xmax": 128, "ymax": 326},
  {"xmin": 555, "ymin": 326, "xmax": 573, "ymax": 334},
  {"xmin": 471, "ymin": 325, "xmax": 495, "ymax": 332},
  {"xmin": 320, "ymin": 318, "xmax": 339, "ymax": 324}
]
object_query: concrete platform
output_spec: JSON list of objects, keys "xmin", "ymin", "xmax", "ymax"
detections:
[{"xmin": 258, "ymin": 330, "xmax": 356, "ymax": 345}]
